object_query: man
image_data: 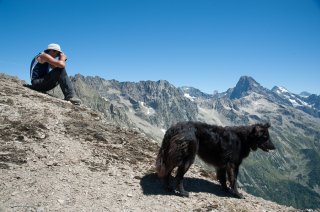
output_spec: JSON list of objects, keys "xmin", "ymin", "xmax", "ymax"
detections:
[{"xmin": 30, "ymin": 43, "xmax": 81, "ymax": 105}]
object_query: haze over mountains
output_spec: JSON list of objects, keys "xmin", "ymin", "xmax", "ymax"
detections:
[{"xmin": 54, "ymin": 74, "xmax": 319, "ymax": 210}]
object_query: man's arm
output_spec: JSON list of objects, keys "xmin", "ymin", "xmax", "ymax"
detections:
[{"xmin": 37, "ymin": 52, "xmax": 67, "ymax": 69}]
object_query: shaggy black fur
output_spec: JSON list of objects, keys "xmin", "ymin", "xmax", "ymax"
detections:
[{"xmin": 156, "ymin": 121, "xmax": 275, "ymax": 198}]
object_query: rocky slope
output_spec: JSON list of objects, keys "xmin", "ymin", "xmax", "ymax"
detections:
[{"xmin": 0, "ymin": 73, "xmax": 304, "ymax": 211}]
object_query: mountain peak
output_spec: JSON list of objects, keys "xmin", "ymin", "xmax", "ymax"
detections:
[
  {"xmin": 272, "ymin": 86, "xmax": 289, "ymax": 94},
  {"xmin": 229, "ymin": 76, "xmax": 262, "ymax": 99},
  {"xmin": 180, "ymin": 86, "xmax": 212, "ymax": 99},
  {"xmin": 237, "ymin": 76, "xmax": 260, "ymax": 88},
  {"xmin": 299, "ymin": 91, "xmax": 312, "ymax": 98},
  {"xmin": 271, "ymin": 86, "xmax": 295, "ymax": 100}
]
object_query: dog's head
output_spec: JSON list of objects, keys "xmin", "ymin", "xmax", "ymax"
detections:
[{"xmin": 250, "ymin": 123, "xmax": 275, "ymax": 152}]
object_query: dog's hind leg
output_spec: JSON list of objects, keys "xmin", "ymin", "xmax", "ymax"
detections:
[
  {"xmin": 163, "ymin": 168, "xmax": 174, "ymax": 192},
  {"xmin": 175, "ymin": 159, "xmax": 194, "ymax": 197}
]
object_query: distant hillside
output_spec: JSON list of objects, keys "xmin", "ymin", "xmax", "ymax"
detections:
[{"xmin": 0, "ymin": 73, "xmax": 300, "ymax": 211}]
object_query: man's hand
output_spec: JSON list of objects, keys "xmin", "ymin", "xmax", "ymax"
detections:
[
  {"xmin": 37, "ymin": 52, "xmax": 66, "ymax": 69},
  {"xmin": 59, "ymin": 52, "xmax": 67, "ymax": 61}
]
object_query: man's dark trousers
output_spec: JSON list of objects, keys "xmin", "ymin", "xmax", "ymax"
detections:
[{"xmin": 31, "ymin": 68, "xmax": 75, "ymax": 99}]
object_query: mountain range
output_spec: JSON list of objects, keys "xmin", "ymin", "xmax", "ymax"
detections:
[{"xmin": 48, "ymin": 74, "xmax": 320, "ymax": 209}]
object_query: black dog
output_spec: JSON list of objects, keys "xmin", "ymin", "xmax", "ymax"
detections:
[{"xmin": 155, "ymin": 121, "xmax": 275, "ymax": 198}]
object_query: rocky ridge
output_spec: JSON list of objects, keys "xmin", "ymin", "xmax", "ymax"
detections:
[
  {"xmin": 67, "ymin": 75, "xmax": 198, "ymax": 142},
  {"xmin": 272, "ymin": 86, "xmax": 320, "ymax": 118}
]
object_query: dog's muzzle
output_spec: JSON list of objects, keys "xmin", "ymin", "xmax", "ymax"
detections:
[{"xmin": 259, "ymin": 140, "xmax": 276, "ymax": 152}]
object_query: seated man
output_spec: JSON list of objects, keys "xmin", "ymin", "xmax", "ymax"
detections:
[{"xmin": 29, "ymin": 43, "xmax": 81, "ymax": 105}]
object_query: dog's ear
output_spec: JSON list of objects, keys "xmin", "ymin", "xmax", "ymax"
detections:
[
  {"xmin": 251, "ymin": 124, "xmax": 264, "ymax": 135},
  {"xmin": 264, "ymin": 123, "xmax": 271, "ymax": 128},
  {"xmin": 251, "ymin": 125, "xmax": 258, "ymax": 135},
  {"xmin": 252, "ymin": 123, "xmax": 270, "ymax": 133}
]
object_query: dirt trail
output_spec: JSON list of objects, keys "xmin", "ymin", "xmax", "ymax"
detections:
[{"xmin": 0, "ymin": 74, "xmax": 300, "ymax": 211}]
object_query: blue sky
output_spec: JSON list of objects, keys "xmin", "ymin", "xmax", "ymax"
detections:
[{"xmin": 0, "ymin": 0, "xmax": 319, "ymax": 95}]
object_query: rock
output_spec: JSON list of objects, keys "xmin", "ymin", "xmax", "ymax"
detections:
[
  {"xmin": 46, "ymin": 161, "xmax": 58, "ymax": 166},
  {"xmin": 11, "ymin": 191, "xmax": 19, "ymax": 196},
  {"xmin": 57, "ymin": 199, "xmax": 65, "ymax": 204},
  {"xmin": 36, "ymin": 207, "xmax": 45, "ymax": 212}
]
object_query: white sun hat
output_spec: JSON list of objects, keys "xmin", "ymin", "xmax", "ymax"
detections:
[{"xmin": 46, "ymin": 43, "xmax": 62, "ymax": 52}]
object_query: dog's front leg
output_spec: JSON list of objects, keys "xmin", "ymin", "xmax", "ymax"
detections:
[
  {"xmin": 216, "ymin": 167, "xmax": 228, "ymax": 190},
  {"xmin": 227, "ymin": 163, "xmax": 244, "ymax": 199}
]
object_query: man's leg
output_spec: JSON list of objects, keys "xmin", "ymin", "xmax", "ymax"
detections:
[
  {"xmin": 31, "ymin": 68, "xmax": 80, "ymax": 105},
  {"xmin": 31, "ymin": 69, "xmax": 61, "ymax": 92},
  {"xmin": 57, "ymin": 68, "xmax": 75, "ymax": 100},
  {"xmin": 57, "ymin": 68, "xmax": 81, "ymax": 105}
]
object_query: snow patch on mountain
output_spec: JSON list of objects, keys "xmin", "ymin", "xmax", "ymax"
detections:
[
  {"xmin": 184, "ymin": 93, "xmax": 196, "ymax": 102},
  {"xmin": 272, "ymin": 86, "xmax": 312, "ymax": 107},
  {"xmin": 139, "ymin": 101, "xmax": 155, "ymax": 115}
]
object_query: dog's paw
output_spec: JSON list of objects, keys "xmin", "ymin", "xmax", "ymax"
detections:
[
  {"xmin": 231, "ymin": 191, "xmax": 244, "ymax": 199},
  {"xmin": 179, "ymin": 190, "xmax": 189, "ymax": 197}
]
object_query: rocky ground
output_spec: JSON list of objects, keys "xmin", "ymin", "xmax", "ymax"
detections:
[{"xmin": 0, "ymin": 74, "xmax": 306, "ymax": 211}]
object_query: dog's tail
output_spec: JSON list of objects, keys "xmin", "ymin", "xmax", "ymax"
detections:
[
  {"xmin": 155, "ymin": 148, "xmax": 167, "ymax": 178},
  {"xmin": 156, "ymin": 133, "xmax": 186, "ymax": 178}
]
